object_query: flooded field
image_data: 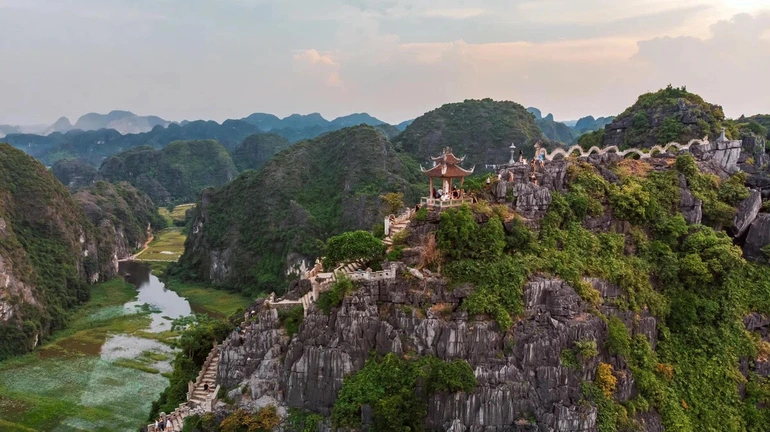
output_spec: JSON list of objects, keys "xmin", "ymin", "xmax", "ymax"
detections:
[{"xmin": 0, "ymin": 263, "xmax": 190, "ymax": 432}]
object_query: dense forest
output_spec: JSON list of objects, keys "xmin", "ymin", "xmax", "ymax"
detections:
[
  {"xmin": 396, "ymin": 98, "xmax": 548, "ymax": 167},
  {"xmin": 172, "ymin": 125, "xmax": 424, "ymax": 296},
  {"xmin": 0, "ymin": 144, "xmax": 164, "ymax": 360},
  {"xmin": 99, "ymin": 140, "xmax": 239, "ymax": 204}
]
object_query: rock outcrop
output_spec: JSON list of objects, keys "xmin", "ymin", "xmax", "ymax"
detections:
[
  {"xmin": 744, "ymin": 214, "xmax": 770, "ymax": 262},
  {"xmin": 679, "ymin": 175, "xmax": 703, "ymax": 225},
  {"xmin": 730, "ymin": 190, "xmax": 762, "ymax": 238},
  {"xmin": 217, "ymin": 273, "xmax": 659, "ymax": 431}
]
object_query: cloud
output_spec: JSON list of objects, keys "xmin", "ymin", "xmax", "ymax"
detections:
[
  {"xmin": 1, "ymin": 1, "xmax": 770, "ymax": 125},
  {"xmin": 632, "ymin": 12, "xmax": 770, "ymax": 116},
  {"xmin": 293, "ymin": 49, "xmax": 337, "ymax": 66}
]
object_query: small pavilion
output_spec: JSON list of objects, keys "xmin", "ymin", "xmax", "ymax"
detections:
[{"xmin": 420, "ymin": 147, "xmax": 475, "ymax": 209}]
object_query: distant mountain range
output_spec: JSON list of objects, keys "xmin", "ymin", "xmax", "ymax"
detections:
[
  {"xmin": 0, "ymin": 110, "xmax": 413, "ymax": 141},
  {"xmin": 526, "ymin": 107, "xmax": 615, "ymax": 143},
  {"xmin": 0, "ymin": 110, "xmax": 174, "ymax": 138},
  {"xmin": 1, "ymin": 105, "xmax": 612, "ymax": 166}
]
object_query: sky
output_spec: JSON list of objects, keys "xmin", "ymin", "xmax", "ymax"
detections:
[{"xmin": 0, "ymin": 0, "xmax": 769, "ymax": 126}]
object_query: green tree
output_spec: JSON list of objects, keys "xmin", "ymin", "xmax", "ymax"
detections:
[{"xmin": 322, "ymin": 231, "xmax": 386, "ymax": 269}]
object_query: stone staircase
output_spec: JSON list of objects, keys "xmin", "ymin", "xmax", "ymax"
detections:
[
  {"xmin": 147, "ymin": 344, "xmax": 221, "ymax": 431},
  {"xmin": 264, "ymin": 208, "xmax": 414, "ymax": 316},
  {"xmin": 334, "ymin": 259, "xmax": 366, "ymax": 274},
  {"xmin": 382, "ymin": 220, "xmax": 409, "ymax": 247},
  {"xmin": 383, "ymin": 208, "xmax": 413, "ymax": 248}
]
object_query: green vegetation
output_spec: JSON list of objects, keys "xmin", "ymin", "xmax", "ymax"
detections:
[
  {"xmin": 322, "ymin": 230, "xmax": 386, "ymax": 269},
  {"xmin": 332, "ymin": 353, "xmax": 476, "ymax": 431},
  {"xmin": 148, "ymin": 314, "xmax": 233, "ymax": 420},
  {"xmin": 396, "ymin": 98, "xmax": 547, "ymax": 166},
  {"xmin": 4, "ymin": 119, "xmax": 263, "ymax": 166},
  {"xmin": 381, "ymin": 192, "xmax": 405, "ymax": 215},
  {"xmin": 173, "ymin": 125, "xmax": 423, "ymax": 297},
  {"xmin": 0, "ymin": 279, "xmax": 175, "ymax": 431},
  {"xmin": 219, "ymin": 406, "xmax": 280, "ymax": 432},
  {"xmin": 0, "ymin": 144, "xmax": 112, "ymax": 359},
  {"xmin": 578, "ymin": 128, "xmax": 606, "ymax": 150},
  {"xmin": 317, "ymin": 275, "xmax": 355, "ymax": 314},
  {"xmin": 610, "ymin": 85, "xmax": 734, "ymax": 148},
  {"xmin": 50, "ymin": 157, "xmax": 98, "ymax": 190},
  {"xmin": 278, "ymin": 306, "xmax": 304, "ymax": 337},
  {"xmin": 76, "ymin": 180, "xmax": 168, "ymax": 272},
  {"xmin": 606, "ymin": 317, "xmax": 630, "ymax": 357},
  {"xmin": 232, "ymin": 133, "xmax": 292, "ymax": 172},
  {"xmin": 286, "ymin": 408, "xmax": 324, "ymax": 432},
  {"xmin": 537, "ymin": 117, "xmax": 580, "ymax": 144},
  {"xmin": 429, "ymin": 153, "xmax": 770, "ymax": 430},
  {"xmin": 136, "ymin": 228, "xmax": 187, "ymax": 262},
  {"xmin": 99, "ymin": 140, "xmax": 239, "ymax": 204},
  {"xmin": 182, "ymin": 406, "xmax": 280, "ymax": 432},
  {"xmin": 162, "ymin": 278, "xmax": 251, "ymax": 318},
  {"xmin": 675, "ymin": 154, "xmax": 749, "ymax": 227},
  {"xmin": 159, "ymin": 203, "xmax": 195, "ymax": 226}
]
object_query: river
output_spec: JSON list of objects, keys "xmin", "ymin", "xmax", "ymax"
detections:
[{"xmin": 0, "ymin": 262, "xmax": 194, "ymax": 431}]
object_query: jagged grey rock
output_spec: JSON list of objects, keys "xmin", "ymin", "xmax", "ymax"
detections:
[
  {"xmin": 744, "ymin": 214, "xmax": 770, "ymax": 262},
  {"xmin": 730, "ymin": 190, "xmax": 761, "ymax": 238},
  {"xmin": 514, "ymin": 183, "xmax": 552, "ymax": 221},
  {"xmin": 678, "ymin": 175, "xmax": 703, "ymax": 225},
  {"xmin": 217, "ymin": 274, "xmax": 661, "ymax": 431}
]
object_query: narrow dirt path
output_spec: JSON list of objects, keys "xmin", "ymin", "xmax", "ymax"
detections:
[{"xmin": 119, "ymin": 233, "xmax": 154, "ymax": 262}]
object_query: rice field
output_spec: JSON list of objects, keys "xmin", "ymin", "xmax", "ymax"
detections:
[
  {"xmin": 135, "ymin": 228, "xmax": 186, "ymax": 262},
  {"xmin": 158, "ymin": 203, "xmax": 195, "ymax": 226},
  {"xmin": 0, "ymin": 279, "xmax": 178, "ymax": 431}
]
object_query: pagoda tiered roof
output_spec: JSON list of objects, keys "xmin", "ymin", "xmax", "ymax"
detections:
[
  {"xmin": 431, "ymin": 152, "xmax": 466, "ymax": 165},
  {"xmin": 421, "ymin": 147, "xmax": 475, "ymax": 178},
  {"xmin": 421, "ymin": 163, "xmax": 475, "ymax": 178}
]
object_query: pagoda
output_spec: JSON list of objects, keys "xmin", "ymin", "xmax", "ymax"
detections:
[{"xmin": 420, "ymin": 147, "xmax": 475, "ymax": 209}]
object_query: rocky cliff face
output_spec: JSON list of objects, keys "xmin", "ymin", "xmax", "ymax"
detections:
[
  {"xmin": 601, "ymin": 87, "xmax": 728, "ymax": 149},
  {"xmin": 194, "ymin": 121, "xmax": 770, "ymax": 430},
  {"xmin": 218, "ymin": 272, "xmax": 660, "ymax": 432}
]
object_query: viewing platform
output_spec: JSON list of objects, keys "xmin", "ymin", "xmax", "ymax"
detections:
[
  {"xmin": 420, "ymin": 196, "xmax": 474, "ymax": 209},
  {"xmin": 421, "ymin": 147, "xmax": 475, "ymax": 211}
]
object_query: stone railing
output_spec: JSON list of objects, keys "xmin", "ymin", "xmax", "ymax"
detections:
[
  {"xmin": 187, "ymin": 342, "xmax": 219, "ymax": 401},
  {"xmin": 304, "ymin": 260, "xmax": 323, "ymax": 280},
  {"xmin": 347, "ymin": 267, "xmax": 398, "ymax": 282},
  {"xmin": 420, "ymin": 197, "xmax": 474, "ymax": 209},
  {"xmin": 542, "ymin": 139, "xmax": 709, "ymax": 162},
  {"xmin": 385, "ymin": 207, "xmax": 415, "ymax": 236}
]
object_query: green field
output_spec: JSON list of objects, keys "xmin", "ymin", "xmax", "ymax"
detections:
[
  {"xmin": 135, "ymin": 228, "xmax": 186, "ymax": 262},
  {"xmin": 168, "ymin": 281, "xmax": 251, "ymax": 318},
  {"xmin": 0, "ymin": 279, "xmax": 173, "ymax": 432},
  {"xmin": 0, "ymin": 274, "xmax": 251, "ymax": 431},
  {"xmin": 159, "ymin": 203, "xmax": 195, "ymax": 226}
]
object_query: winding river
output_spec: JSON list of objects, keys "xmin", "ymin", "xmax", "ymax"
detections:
[{"xmin": 0, "ymin": 262, "xmax": 195, "ymax": 431}]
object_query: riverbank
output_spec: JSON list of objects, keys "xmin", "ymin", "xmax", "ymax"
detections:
[
  {"xmin": 0, "ymin": 264, "xmax": 251, "ymax": 431},
  {"xmin": 147, "ymin": 262, "xmax": 252, "ymax": 318},
  {"xmin": 0, "ymin": 278, "xmax": 168, "ymax": 431}
]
